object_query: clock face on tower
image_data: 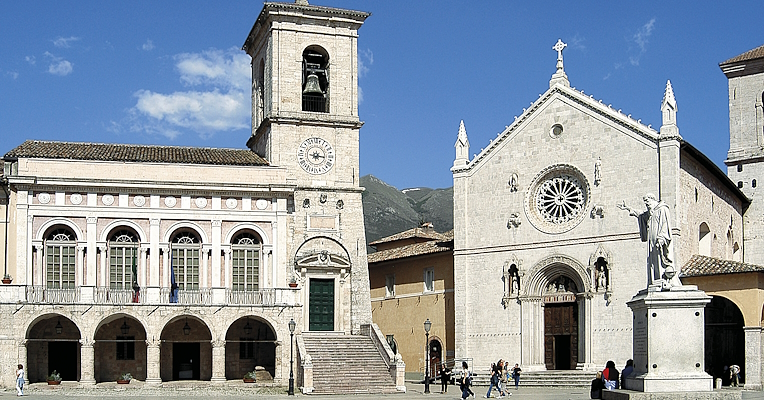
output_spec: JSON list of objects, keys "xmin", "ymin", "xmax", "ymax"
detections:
[{"xmin": 297, "ymin": 137, "xmax": 335, "ymax": 175}]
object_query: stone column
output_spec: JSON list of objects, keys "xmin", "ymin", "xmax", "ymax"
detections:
[
  {"xmin": 86, "ymin": 217, "xmax": 97, "ymax": 286},
  {"xmin": 223, "ymin": 249, "xmax": 232, "ymax": 288},
  {"xmin": 32, "ymin": 243, "xmax": 43, "ymax": 286},
  {"xmin": 18, "ymin": 340, "xmax": 27, "ymax": 385},
  {"xmin": 211, "ymin": 220, "xmax": 222, "ymax": 287},
  {"xmin": 80, "ymin": 339, "xmax": 96, "ymax": 385},
  {"xmin": 211, "ymin": 340, "xmax": 226, "ymax": 383},
  {"xmin": 744, "ymin": 326, "xmax": 763, "ymax": 390},
  {"xmin": 97, "ymin": 244, "xmax": 107, "ymax": 287},
  {"xmin": 76, "ymin": 245, "xmax": 86, "ymax": 287},
  {"xmin": 140, "ymin": 248, "xmax": 148, "ymax": 289},
  {"xmin": 146, "ymin": 339, "xmax": 162, "ymax": 385}
]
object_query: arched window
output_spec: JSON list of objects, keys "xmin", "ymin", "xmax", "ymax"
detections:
[
  {"xmin": 171, "ymin": 231, "xmax": 200, "ymax": 290},
  {"xmin": 45, "ymin": 227, "xmax": 76, "ymax": 289},
  {"xmin": 109, "ymin": 229, "xmax": 138, "ymax": 290},
  {"xmin": 231, "ymin": 231, "xmax": 261, "ymax": 291},
  {"xmin": 699, "ymin": 222, "xmax": 711, "ymax": 257},
  {"xmin": 301, "ymin": 47, "xmax": 329, "ymax": 113}
]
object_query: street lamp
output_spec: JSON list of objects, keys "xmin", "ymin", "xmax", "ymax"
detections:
[
  {"xmin": 424, "ymin": 318, "xmax": 432, "ymax": 394},
  {"xmin": 120, "ymin": 318, "xmax": 130, "ymax": 335},
  {"xmin": 288, "ymin": 318, "xmax": 296, "ymax": 396},
  {"xmin": 182, "ymin": 318, "xmax": 191, "ymax": 336},
  {"xmin": 55, "ymin": 319, "xmax": 63, "ymax": 335}
]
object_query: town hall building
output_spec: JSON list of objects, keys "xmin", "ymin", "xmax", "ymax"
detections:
[{"xmin": 0, "ymin": 0, "xmax": 403, "ymax": 394}]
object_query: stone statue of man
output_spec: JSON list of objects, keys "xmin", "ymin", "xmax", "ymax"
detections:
[{"xmin": 618, "ymin": 193, "xmax": 681, "ymax": 287}]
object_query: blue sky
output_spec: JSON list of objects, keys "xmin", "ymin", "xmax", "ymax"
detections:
[{"xmin": 1, "ymin": 1, "xmax": 762, "ymax": 190}]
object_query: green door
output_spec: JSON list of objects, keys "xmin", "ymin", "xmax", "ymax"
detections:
[{"xmin": 309, "ymin": 279, "xmax": 334, "ymax": 331}]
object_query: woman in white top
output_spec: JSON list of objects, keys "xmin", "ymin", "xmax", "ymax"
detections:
[{"xmin": 16, "ymin": 364, "xmax": 24, "ymax": 396}]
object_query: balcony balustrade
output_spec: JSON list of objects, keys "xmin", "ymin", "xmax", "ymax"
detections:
[{"xmin": 5, "ymin": 285, "xmax": 297, "ymax": 307}]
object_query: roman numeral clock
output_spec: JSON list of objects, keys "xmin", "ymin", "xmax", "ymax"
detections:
[{"xmin": 297, "ymin": 137, "xmax": 335, "ymax": 175}]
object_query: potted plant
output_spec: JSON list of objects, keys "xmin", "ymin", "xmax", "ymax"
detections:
[
  {"xmin": 243, "ymin": 370, "xmax": 257, "ymax": 383},
  {"xmin": 117, "ymin": 372, "xmax": 132, "ymax": 384},
  {"xmin": 288, "ymin": 276, "xmax": 298, "ymax": 288},
  {"xmin": 47, "ymin": 370, "xmax": 61, "ymax": 385},
  {"xmin": 2, "ymin": 274, "xmax": 11, "ymax": 285}
]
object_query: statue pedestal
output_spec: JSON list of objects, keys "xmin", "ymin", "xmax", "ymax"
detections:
[{"xmin": 624, "ymin": 285, "xmax": 713, "ymax": 392}]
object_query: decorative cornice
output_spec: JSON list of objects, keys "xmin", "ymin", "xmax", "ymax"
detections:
[{"xmin": 454, "ymin": 232, "xmax": 639, "ymax": 256}]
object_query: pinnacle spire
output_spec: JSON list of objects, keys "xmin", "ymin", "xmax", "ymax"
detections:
[
  {"xmin": 453, "ymin": 120, "xmax": 470, "ymax": 168},
  {"xmin": 550, "ymin": 39, "xmax": 570, "ymax": 88}
]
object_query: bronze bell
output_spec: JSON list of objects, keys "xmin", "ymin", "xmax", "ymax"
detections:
[{"xmin": 303, "ymin": 73, "xmax": 323, "ymax": 95}]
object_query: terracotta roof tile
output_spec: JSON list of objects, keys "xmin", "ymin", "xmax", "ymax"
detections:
[
  {"xmin": 369, "ymin": 227, "xmax": 450, "ymax": 246},
  {"xmin": 720, "ymin": 44, "xmax": 764, "ymax": 66},
  {"xmin": 368, "ymin": 231, "xmax": 453, "ymax": 264},
  {"xmin": 4, "ymin": 140, "xmax": 268, "ymax": 166},
  {"xmin": 681, "ymin": 254, "xmax": 764, "ymax": 277}
]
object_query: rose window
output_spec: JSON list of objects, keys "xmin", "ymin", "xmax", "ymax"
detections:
[
  {"xmin": 525, "ymin": 164, "xmax": 590, "ymax": 234},
  {"xmin": 535, "ymin": 174, "xmax": 585, "ymax": 224}
]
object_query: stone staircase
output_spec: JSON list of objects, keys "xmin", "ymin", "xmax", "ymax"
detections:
[
  {"xmin": 301, "ymin": 333, "xmax": 399, "ymax": 395},
  {"xmin": 471, "ymin": 370, "xmax": 596, "ymax": 389}
]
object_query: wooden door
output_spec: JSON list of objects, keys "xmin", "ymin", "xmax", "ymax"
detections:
[
  {"xmin": 544, "ymin": 302, "xmax": 578, "ymax": 370},
  {"xmin": 309, "ymin": 279, "xmax": 334, "ymax": 331}
]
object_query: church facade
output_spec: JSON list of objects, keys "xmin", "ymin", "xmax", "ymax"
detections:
[
  {"xmin": 0, "ymin": 0, "xmax": 378, "ymax": 389},
  {"xmin": 452, "ymin": 41, "xmax": 754, "ymax": 384}
]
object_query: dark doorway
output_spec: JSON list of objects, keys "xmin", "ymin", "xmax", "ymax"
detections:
[
  {"xmin": 48, "ymin": 342, "xmax": 78, "ymax": 381},
  {"xmin": 429, "ymin": 339, "xmax": 442, "ymax": 378},
  {"xmin": 173, "ymin": 343, "xmax": 200, "ymax": 380},
  {"xmin": 309, "ymin": 279, "xmax": 334, "ymax": 331},
  {"xmin": 705, "ymin": 296, "xmax": 745, "ymax": 385},
  {"xmin": 544, "ymin": 302, "xmax": 578, "ymax": 370}
]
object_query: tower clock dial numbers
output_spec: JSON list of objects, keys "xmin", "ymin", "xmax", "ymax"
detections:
[{"xmin": 297, "ymin": 137, "xmax": 335, "ymax": 175}]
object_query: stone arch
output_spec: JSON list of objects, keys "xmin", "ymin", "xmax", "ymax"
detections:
[
  {"xmin": 523, "ymin": 254, "xmax": 591, "ymax": 296},
  {"xmin": 428, "ymin": 335, "xmax": 444, "ymax": 376},
  {"xmin": 163, "ymin": 221, "xmax": 208, "ymax": 243},
  {"xmin": 36, "ymin": 218, "xmax": 84, "ymax": 241},
  {"xmin": 225, "ymin": 223, "xmax": 270, "ymax": 245},
  {"xmin": 705, "ymin": 295, "xmax": 745, "ymax": 385},
  {"xmin": 25, "ymin": 313, "xmax": 82, "ymax": 383},
  {"xmin": 99, "ymin": 220, "xmax": 148, "ymax": 243},
  {"xmin": 224, "ymin": 315, "xmax": 278, "ymax": 380},
  {"xmin": 159, "ymin": 314, "xmax": 213, "ymax": 381},
  {"xmin": 293, "ymin": 235, "xmax": 351, "ymax": 272},
  {"xmin": 93, "ymin": 313, "xmax": 148, "ymax": 382}
]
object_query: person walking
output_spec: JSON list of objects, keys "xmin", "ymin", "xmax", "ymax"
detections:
[
  {"xmin": 460, "ymin": 361, "xmax": 474, "ymax": 400},
  {"xmin": 15, "ymin": 364, "xmax": 24, "ymax": 396},
  {"xmin": 730, "ymin": 364, "xmax": 741, "ymax": 387},
  {"xmin": 511, "ymin": 363, "xmax": 521, "ymax": 390},
  {"xmin": 485, "ymin": 360, "xmax": 507, "ymax": 398}
]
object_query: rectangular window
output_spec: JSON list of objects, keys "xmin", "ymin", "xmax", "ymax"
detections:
[
  {"xmin": 109, "ymin": 246, "xmax": 136, "ymax": 290},
  {"xmin": 240, "ymin": 338, "xmax": 255, "ymax": 359},
  {"xmin": 232, "ymin": 248, "xmax": 260, "ymax": 291},
  {"xmin": 172, "ymin": 248, "xmax": 200, "ymax": 290},
  {"xmin": 116, "ymin": 336, "xmax": 135, "ymax": 360},
  {"xmin": 46, "ymin": 245, "xmax": 76, "ymax": 289},
  {"xmin": 424, "ymin": 268, "xmax": 434, "ymax": 292},
  {"xmin": 385, "ymin": 274, "xmax": 395, "ymax": 298}
]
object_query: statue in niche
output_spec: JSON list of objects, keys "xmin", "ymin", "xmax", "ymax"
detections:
[
  {"xmin": 598, "ymin": 265, "xmax": 608, "ymax": 290},
  {"xmin": 618, "ymin": 193, "xmax": 680, "ymax": 288},
  {"xmin": 594, "ymin": 157, "xmax": 602, "ymax": 186},
  {"xmin": 546, "ymin": 276, "xmax": 577, "ymax": 293},
  {"xmin": 508, "ymin": 173, "xmax": 519, "ymax": 192}
]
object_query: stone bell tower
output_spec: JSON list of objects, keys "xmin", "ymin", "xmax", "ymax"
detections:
[{"xmin": 242, "ymin": 1, "xmax": 372, "ymax": 334}]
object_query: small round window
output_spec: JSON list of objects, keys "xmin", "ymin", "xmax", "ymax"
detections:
[{"xmin": 550, "ymin": 124, "xmax": 563, "ymax": 138}]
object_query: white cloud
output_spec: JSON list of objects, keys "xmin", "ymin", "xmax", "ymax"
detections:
[
  {"xmin": 142, "ymin": 39, "xmax": 155, "ymax": 51},
  {"xmin": 358, "ymin": 85, "xmax": 364, "ymax": 105},
  {"xmin": 175, "ymin": 48, "xmax": 250, "ymax": 90},
  {"xmin": 130, "ymin": 47, "xmax": 251, "ymax": 139},
  {"xmin": 5, "ymin": 71, "xmax": 19, "ymax": 80},
  {"xmin": 569, "ymin": 34, "xmax": 586, "ymax": 51},
  {"xmin": 25, "ymin": 56, "xmax": 36, "ymax": 65},
  {"xmin": 629, "ymin": 18, "xmax": 656, "ymax": 66},
  {"xmin": 53, "ymin": 36, "xmax": 81, "ymax": 48},
  {"xmin": 359, "ymin": 48, "xmax": 373, "ymax": 78},
  {"xmin": 44, "ymin": 52, "xmax": 73, "ymax": 76}
]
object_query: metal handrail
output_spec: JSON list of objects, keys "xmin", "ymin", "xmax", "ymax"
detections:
[{"xmin": 25, "ymin": 286, "xmax": 80, "ymax": 303}]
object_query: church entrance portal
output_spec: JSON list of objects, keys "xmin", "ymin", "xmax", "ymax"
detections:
[
  {"xmin": 544, "ymin": 302, "xmax": 578, "ymax": 370},
  {"xmin": 309, "ymin": 279, "xmax": 334, "ymax": 331},
  {"xmin": 705, "ymin": 296, "xmax": 745, "ymax": 385}
]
